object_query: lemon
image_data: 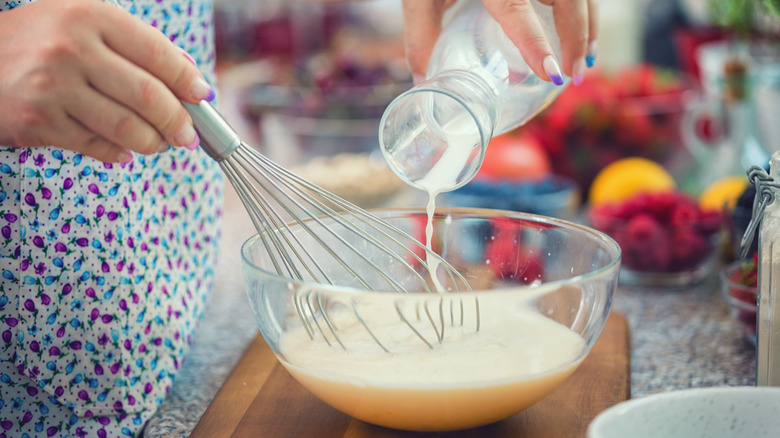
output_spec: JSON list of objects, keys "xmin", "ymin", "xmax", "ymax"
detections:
[
  {"xmin": 589, "ymin": 157, "xmax": 676, "ymax": 206},
  {"xmin": 699, "ymin": 175, "xmax": 748, "ymax": 211}
]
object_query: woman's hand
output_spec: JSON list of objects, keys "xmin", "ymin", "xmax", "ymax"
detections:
[
  {"xmin": 402, "ymin": 0, "xmax": 598, "ymax": 86},
  {"xmin": 0, "ymin": 0, "xmax": 213, "ymax": 162}
]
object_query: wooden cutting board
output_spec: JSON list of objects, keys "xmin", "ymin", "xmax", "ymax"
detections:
[{"xmin": 190, "ymin": 312, "xmax": 630, "ymax": 438}]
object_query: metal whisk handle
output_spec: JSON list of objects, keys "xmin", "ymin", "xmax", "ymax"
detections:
[{"xmin": 182, "ymin": 100, "xmax": 241, "ymax": 161}]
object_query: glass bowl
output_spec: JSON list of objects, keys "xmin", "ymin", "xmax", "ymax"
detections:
[
  {"xmin": 720, "ymin": 259, "xmax": 758, "ymax": 346},
  {"xmin": 241, "ymin": 208, "xmax": 621, "ymax": 431}
]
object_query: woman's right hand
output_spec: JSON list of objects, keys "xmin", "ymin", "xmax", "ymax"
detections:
[{"xmin": 0, "ymin": 0, "xmax": 213, "ymax": 162}]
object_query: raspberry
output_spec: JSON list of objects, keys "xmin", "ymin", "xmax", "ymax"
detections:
[
  {"xmin": 640, "ymin": 192, "xmax": 678, "ymax": 222},
  {"xmin": 590, "ymin": 189, "xmax": 723, "ymax": 273},
  {"xmin": 696, "ymin": 210, "xmax": 724, "ymax": 235},
  {"xmin": 670, "ymin": 202, "xmax": 700, "ymax": 227},
  {"xmin": 671, "ymin": 227, "xmax": 708, "ymax": 269},
  {"xmin": 626, "ymin": 213, "xmax": 662, "ymax": 245},
  {"xmin": 613, "ymin": 197, "xmax": 644, "ymax": 219}
]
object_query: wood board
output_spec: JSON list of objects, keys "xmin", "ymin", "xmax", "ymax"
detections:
[{"xmin": 190, "ymin": 312, "xmax": 630, "ymax": 438}]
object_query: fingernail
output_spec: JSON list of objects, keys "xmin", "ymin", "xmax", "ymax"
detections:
[
  {"xmin": 413, "ymin": 74, "xmax": 425, "ymax": 85},
  {"xmin": 543, "ymin": 55, "xmax": 564, "ymax": 86},
  {"xmin": 192, "ymin": 78, "xmax": 215, "ymax": 102},
  {"xmin": 174, "ymin": 124, "xmax": 198, "ymax": 148},
  {"xmin": 158, "ymin": 140, "xmax": 170, "ymax": 153},
  {"xmin": 185, "ymin": 132, "xmax": 200, "ymax": 151},
  {"xmin": 586, "ymin": 41, "xmax": 598, "ymax": 68},
  {"xmin": 179, "ymin": 47, "xmax": 197, "ymax": 65},
  {"xmin": 572, "ymin": 57, "xmax": 586, "ymax": 86},
  {"xmin": 119, "ymin": 150, "xmax": 134, "ymax": 164}
]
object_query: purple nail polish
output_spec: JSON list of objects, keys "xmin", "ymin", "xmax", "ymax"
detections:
[
  {"xmin": 192, "ymin": 79, "xmax": 213, "ymax": 102},
  {"xmin": 543, "ymin": 55, "xmax": 564, "ymax": 86}
]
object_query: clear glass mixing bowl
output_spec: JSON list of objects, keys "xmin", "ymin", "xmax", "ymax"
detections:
[{"xmin": 241, "ymin": 208, "xmax": 621, "ymax": 432}]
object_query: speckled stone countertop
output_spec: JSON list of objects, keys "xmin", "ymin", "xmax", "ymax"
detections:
[{"xmin": 142, "ymin": 183, "xmax": 757, "ymax": 437}]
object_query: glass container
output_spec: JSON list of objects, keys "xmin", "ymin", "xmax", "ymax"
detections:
[
  {"xmin": 241, "ymin": 208, "xmax": 620, "ymax": 431},
  {"xmin": 743, "ymin": 151, "xmax": 780, "ymax": 386},
  {"xmin": 756, "ymin": 152, "xmax": 780, "ymax": 386},
  {"xmin": 378, "ymin": 0, "xmax": 566, "ymax": 192}
]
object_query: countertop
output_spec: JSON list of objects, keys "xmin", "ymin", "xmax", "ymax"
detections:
[{"xmin": 142, "ymin": 180, "xmax": 757, "ymax": 438}]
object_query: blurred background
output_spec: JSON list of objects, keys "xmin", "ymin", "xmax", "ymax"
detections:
[{"xmin": 210, "ymin": 0, "xmax": 780, "ymax": 290}]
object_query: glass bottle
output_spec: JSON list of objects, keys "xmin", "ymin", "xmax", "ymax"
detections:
[
  {"xmin": 378, "ymin": 0, "xmax": 566, "ymax": 193},
  {"xmin": 757, "ymin": 151, "xmax": 780, "ymax": 386}
]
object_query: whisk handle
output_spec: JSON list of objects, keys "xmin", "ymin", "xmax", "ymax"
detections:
[{"xmin": 182, "ymin": 100, "xmax": 241, "ymax": 161}]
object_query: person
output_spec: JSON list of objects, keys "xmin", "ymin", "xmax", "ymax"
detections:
[
  {"xmin": 0, "ymin": 0, "xmax": 596, "ymax": 436},
  {"xmin": 0, "ymin": 1, "xmax": 221, "ymax": 437}
]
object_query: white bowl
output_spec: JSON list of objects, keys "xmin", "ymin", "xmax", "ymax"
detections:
[{"xmin": 588, "ymin": 387, "xmax": 780, "ymax": 438}]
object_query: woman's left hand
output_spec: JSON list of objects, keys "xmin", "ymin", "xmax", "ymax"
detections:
[{"xmin": 401, "ymin": 0, "xmax": 598, "ymax": 86}]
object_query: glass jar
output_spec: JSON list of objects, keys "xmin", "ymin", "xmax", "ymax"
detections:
[
  {"xmin": 756, "ymin": 152, "xmax": 780, "ymax": 386},
  {"xmin": 743, "ymin": 151, "xmax": 780, "ymax": 387},
  {"xmin": 378, "ymin": 0, "xmax": 566, "ymax": 193}
]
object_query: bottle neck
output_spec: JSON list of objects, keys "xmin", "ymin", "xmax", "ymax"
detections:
[{"xmin": 379, "ymin": 70, "xmax": 498, "ymax": 191}]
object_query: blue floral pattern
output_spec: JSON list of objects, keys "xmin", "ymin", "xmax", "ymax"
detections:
[{"xmin": 0, "ymin": 0, "xmax": 223, "ymax": 436}]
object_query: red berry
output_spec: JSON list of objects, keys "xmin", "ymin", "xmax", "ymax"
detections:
[
  {"xmin": 696, "ymin": 210, "xmax": 724, "ymax": 235},
  {"xmin": 670, "ymin": 203, "xmax": 699, "ymax": 226},
  {"xmin": 639, "ymin": 192, "xmax": 677, "ymax": 222},
  {"xmin": 626, "ymin": 213, "xmax": 662, "ymax": 245},
  {"xmin": 671, "ymin": 227, "xmax": 708, "ymax": 269}
]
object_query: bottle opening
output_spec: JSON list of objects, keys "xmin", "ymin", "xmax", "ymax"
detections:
[{"xmin": 379, "ymin": 86, "xmax": 489, "ymax": 193}]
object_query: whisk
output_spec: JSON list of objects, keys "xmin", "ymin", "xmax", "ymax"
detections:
[{"xmin": 183, "ymin": 101, "xmax": 478, "ymax": 352}]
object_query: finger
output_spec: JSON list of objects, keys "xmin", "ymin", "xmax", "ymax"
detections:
[
  {"xmin": 481, "ymin": 0, "xmax": 563, "ymax": 85},
  {"xmin": 547, "ymin": 0, "xmax": 589, "ymax": 84},
  {"xmin": 59, "ymin": 116, "xmax": 133, "ymax": 163},
  {"xmin": 585, "ymin": 0, "xmax": 598, "ymax": 67},
  {"xmin": 402, "ymin": 0, "xmax": 451, "ymax": 81},
  {"xmin": 96, "ymin": 4, "xmax": 214, "ymax": 104},
  {"xmin": 84, "ymin": 47, "xmax": 199, "ymax": 148},
  {"xmin": 65, "ymin": 84, "xmax": 165, "ymax": 156}
]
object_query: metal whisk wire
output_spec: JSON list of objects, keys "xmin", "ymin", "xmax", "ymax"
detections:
[
  {"xmin": 183, "ymin": 101, "xmax": 478, "ymax": 352},
  {"xmin": 227, "ymin": 146, "xmax": 434, "ymax": 292}
]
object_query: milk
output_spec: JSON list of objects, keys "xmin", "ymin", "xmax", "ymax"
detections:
[{"xmin": 414, "ymin": 120, "xmax": 480, "ymax": 292}]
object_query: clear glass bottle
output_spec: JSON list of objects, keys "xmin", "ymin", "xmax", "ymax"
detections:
[{"xmin": 378, "ymin": 0, "xmax": 566, "ymax": 192}]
